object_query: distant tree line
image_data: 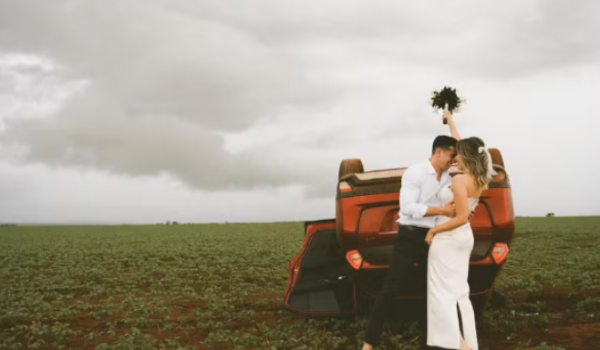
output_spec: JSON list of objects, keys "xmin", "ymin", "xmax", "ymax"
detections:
[{"xmin": 158, "ymin": 221, "xmax": 180, "ymax": 225}]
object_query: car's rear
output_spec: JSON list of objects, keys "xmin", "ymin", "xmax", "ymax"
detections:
[
  {"xmin": 283, "ymin": 149, "xmax": 514, "ymax": 318},
  {"xmin": 338, "ymin": 151, "xmax": 514, "ymax": 315}
]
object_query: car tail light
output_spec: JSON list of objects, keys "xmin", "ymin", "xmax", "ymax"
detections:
[
  {"xmin": 470, "ymin": 243, "xmax": 509, "ymax": 266},
  {"xmin": 491, "ymin": 243, "xmax": 509, "ymax": 264},
  {"xmin": 346, "ymin": 250, "xmax": 389, "ymax": 270},
  {"xmin": 339, "ymin": 181, "xmax": 352, "ymax": 193},
  {"xmin": 346, "ymin": 250, "xmax": 362, "ymax": 269}
]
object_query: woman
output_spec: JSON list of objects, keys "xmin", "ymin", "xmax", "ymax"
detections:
[{"xmin": 424, "ymin": 112, "xmax": 496, "ymax": 350}]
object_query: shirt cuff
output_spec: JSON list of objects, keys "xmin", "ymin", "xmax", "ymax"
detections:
[{"xmin": 411, "ymin": 204, "xmax": 428, "ymax": 220}]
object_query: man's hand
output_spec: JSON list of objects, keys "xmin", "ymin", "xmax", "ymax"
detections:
[
  {"xmin": 425, "ymin": 229, "xmax": 435, "ymax": 245},
  {"xmin": 442, "ymin": 200, "xmax": 456, "ymax": 217},
  {"xmin": 468, "ymin": 209, "xmax": 476, "ymax": 221},
  {"xmin": 441, "ymin": 200, "xmax": 475, "ymax": 219}
]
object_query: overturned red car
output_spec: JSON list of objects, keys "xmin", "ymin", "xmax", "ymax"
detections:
[{"xmin": 284, "ymin": 149, "xmax": 514, "ymax": 319}]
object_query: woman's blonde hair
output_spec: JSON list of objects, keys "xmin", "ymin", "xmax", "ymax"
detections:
[{"xmin": 456, "ymin": 137, "xmax": 492, "ymax": 190}]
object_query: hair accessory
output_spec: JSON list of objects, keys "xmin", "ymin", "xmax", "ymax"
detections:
[{"xmin": 478, "ymin": 146, "xmax": 485, "ymax": 154}]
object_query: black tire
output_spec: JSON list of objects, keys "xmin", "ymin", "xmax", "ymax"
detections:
[{"xmin": 338, "ymin": 159, "xmax": 364, "ymax": 179}]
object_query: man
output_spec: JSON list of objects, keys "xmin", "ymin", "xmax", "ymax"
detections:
[{"xmin": 361, "ymin": 133, "xmax": 460, "ymax": 350}]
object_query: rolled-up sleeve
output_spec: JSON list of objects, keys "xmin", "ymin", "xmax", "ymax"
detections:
[{"xmin": 400, "ymin": 167, "xmax": 428, "ymax": 219}]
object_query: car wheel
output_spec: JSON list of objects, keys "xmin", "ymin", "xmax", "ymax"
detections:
[{"xmin": 338, "ymin": 159, "xmax": 364, "ymax": 179}]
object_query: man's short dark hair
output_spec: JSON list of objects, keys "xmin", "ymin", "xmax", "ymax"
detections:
[{"xmin": 432, "ymin": 135, "xmax": 457, "ymax": 155}]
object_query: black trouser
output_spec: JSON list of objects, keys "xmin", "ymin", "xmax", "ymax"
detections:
[{"xmin": 363, "ymin": 224, "xmax": 430, "ymax": 347}]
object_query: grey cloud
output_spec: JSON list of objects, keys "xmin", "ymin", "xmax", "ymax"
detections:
[
  {"xmin": 1, "ymin": 89, "xmax": 321, "ymax": 191},
  {"xmin": 0, "ymin": 0, "xmax": 339, "ymax": 193},
  {"xmin": 323, "ymin": 1, "xmax": 600, "ymax": 80},
  {"xmin": 0, "ymin": 1, "xmax": 334, "ymax": 130},
  {"xmin": 460, "ymin": 0, "xmax": 600, "ymax": 78},
  {"xmin": 0, "ymin": 0, "xmax": 598, "ymax": 196},
  {"xmin": 205, "ymin": 0, "xmax": 600, "ymax": 79}
]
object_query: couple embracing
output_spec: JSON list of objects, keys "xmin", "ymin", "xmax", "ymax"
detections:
[{"xmin": 362, "ymin": 111, "xmax": 496, "ymax": 350}]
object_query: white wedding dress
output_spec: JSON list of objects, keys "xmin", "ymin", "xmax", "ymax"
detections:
[{"xmin": 427, "ymin": 185, "xmax": 479, "ymax": 350}]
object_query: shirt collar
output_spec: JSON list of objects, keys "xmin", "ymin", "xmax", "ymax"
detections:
[
  {"xmin": 427, "ymin": 160, "xmax": 450, "ymax": 179},
  {"xmin": 426, "ymin": 161, "xmax": 437, "ymax": 175}
]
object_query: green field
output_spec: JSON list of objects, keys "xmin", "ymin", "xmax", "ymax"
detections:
[{"xmin": 1, "ymin": 217, "xmax": 600, "ymax": 350}]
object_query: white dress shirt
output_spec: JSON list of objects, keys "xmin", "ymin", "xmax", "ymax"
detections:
[{"xmin": 397, "ymin": 160, "xmax": 452, "ymax": 229}]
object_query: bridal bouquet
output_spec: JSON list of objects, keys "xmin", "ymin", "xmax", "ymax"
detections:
[{"xmin": 430, "ymin": 86, "xmax": 465, "ymax": 124}]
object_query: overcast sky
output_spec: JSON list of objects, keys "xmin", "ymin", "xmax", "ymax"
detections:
[{"xmin": 0, "ymin": 0, "xmax": 599, "ymax": 224}]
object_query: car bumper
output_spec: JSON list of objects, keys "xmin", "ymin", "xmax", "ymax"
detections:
[
  {"xmin": 347, "ymin": 243, "xmax": 509, "ymax": 299},
  {"xmin": 346, "ymin": 242, "xmax": 509, "ymax": 271}
]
